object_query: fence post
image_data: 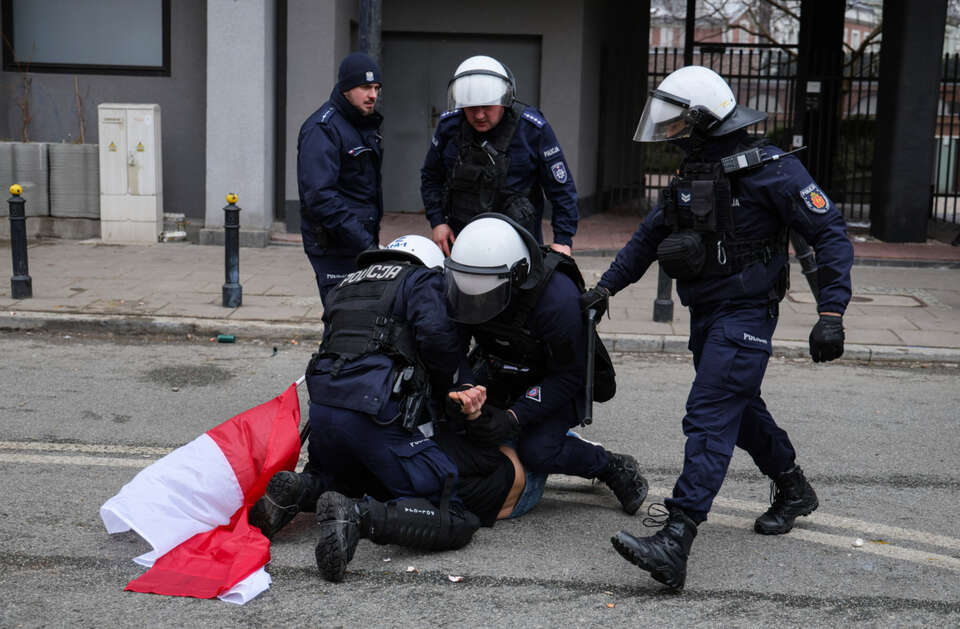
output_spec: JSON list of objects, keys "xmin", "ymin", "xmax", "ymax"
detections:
[
  {"xmin": 7, "ymin": 184, "xmax": 32, "ymax": 299},
  {"xmin": 653, "ymin": 266, "xmax": 673, "ymax": 322},
  {"xmin": 222, "ymin": 192, "xmax": 242, "ymax": 308}
]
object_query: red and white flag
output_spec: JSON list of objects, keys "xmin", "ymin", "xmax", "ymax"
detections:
[{"xmin": 100, "ymin": 383, "xmax": 302, "ymax": 604}]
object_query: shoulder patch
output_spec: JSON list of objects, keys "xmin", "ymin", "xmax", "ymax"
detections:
[
  {"xmin": 550, "ymin": 161, "xmax": 568, "ymax": 184},
  {"xmin": 318, "ymin": 107, "xmax": 336, "ymax": 124},
  {"xmin": 525, "ymin": 386, "xmax": 542, "ymax": 403},
  {"xmin": 543, "ymin": 145, "xmax": 560, "ymax": 158},
  {"xmin": 522, "ymin": 110, "xmax": 545, "ymax": 128},
  {"xmin": 439, "ymin": 109, "xmax": 461, "ymax": 121},
  {"xmin": 799, "ymin": 183, "xmax": 830, "ymax": 214}
]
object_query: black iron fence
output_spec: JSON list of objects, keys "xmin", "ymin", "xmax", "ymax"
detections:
[{"xmin": 629, "ymin": 47, "xmax": 960, "ymax": 226}]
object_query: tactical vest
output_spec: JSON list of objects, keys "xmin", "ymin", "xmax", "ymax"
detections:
[
  {"xmin": 315, "ymin": 262, "xmax": 419, "ymax": 372},
  {"xmin": 446, "ymin": 102, "xmax": 535, "ymax": 230},
  {"xmin": 657, "ymin": 139, "xmax": 788, "ymax": 285},
  {"xmin": 468, "ymin": 249, "xmax": 616, "ymax": 406}
]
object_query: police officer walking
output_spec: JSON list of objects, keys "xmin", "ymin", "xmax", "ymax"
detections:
[
  {"xmin": 581, "ymin": 66, "xmax": 853, "ymax": 590},
  {"xmin": 422, "ymin": 55, "xmax": 579, "ymax": 256},
  {"xmin": 445, "ymin": 214, "xmax": 649, "ymax": 516},
  {"xmin": 298, "ymin": 52, "xmax": 385, "ymax": 305}
]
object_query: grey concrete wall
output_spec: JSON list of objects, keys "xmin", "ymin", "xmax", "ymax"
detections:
[
  {"xmin": 578, "ymin": 2, "xmax": 604, "ymax": 213},
  {"xmin": 204, "ymin": 0, "xmax": 275, "ymax": 234},
  {"xmin": 0, "ymin": 0, "xmax": 207, "ymax": 220},
  {"xmin": 284, "ymin": 0, "xmax": 359, "ymax": 206},
  {"xmin": 381, "ymin": 0, "xmax": 596, "ymax": 202}
]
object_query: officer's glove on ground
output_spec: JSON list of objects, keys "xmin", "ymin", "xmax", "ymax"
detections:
[
  {"xmin": 809, "ymin": 314, "xmax": 845, "ymax": 362},
  {"xmin": 579, "ymin": 285, "xmax": 611, "ymax": 319},
  {"xmin": 465, "ymin": 406, "xmax": 521, "ymax": 447}
]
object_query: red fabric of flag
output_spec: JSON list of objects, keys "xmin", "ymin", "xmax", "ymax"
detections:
[{"xmin": 124, "ymin": 383, "xmax": 301, "ymax": 599}]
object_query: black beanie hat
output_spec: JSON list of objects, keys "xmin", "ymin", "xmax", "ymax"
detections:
[{"xmin": 337, "ymin": 52, "xmax": 382, "ymax": 92}]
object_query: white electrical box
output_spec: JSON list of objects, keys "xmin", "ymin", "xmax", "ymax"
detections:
[{"xmin": 97, "ymin": 104, "xmax": 163, "ymax": 243}]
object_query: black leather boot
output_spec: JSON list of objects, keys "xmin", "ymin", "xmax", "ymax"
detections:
[
  {"xmin": 611, "ymin": 506, "xmax": 698, "ymax": 590},
  {"xmin": 249, "ymin": 470, "xmax": 326, "ymax": 539},
  {"xmin": 314, "ymin": 491, "xmax": 481, "ymax": 583},
  {"xmin": 597, "ymin": 452, "xmax": 649, "ymax": 515},
  {"xmin": 314, "ymin": 491, "xmax": 363, "ymax": 583},
  {"xmin": 754, "ymin": 465, "xmax": 819, "ymax": 535}
]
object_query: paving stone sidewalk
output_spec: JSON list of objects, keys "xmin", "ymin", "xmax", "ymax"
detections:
[{"xmin": 2, "ymin": 212, "xmax": 959, "ymax": 363}]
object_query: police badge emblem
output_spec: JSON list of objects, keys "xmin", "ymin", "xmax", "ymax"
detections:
[
  {"xmin": 799, "ymin": 183, "xmax": 829, "ymax": 214},
  {"xmin": 551, "ymin": 162, "xmax": 568, "ymax": 183},
  {"xmin": 525, "ymin": 386, "xmax": 542, "ymax": 402},
  {"xmin": 365, "ymin": 71, "xmax": 374, "ymax": 82}
]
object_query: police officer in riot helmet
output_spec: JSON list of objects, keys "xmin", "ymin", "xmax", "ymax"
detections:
[
  {"xmin": 251, "ymin": 234, "xmax": 481, "ymax": 582},
  {"xmin": 422, "ymin": 55, "xmax": 579, "ymax": 257},
  {"xmin": 581, "ymin": 66, "xmax": 853, "ymax": 590},
  {"xmin": 445, "ymin": 214, "xmax": 649, "ymax": 515}
]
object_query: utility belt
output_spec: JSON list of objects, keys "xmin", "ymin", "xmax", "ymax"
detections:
[
  {"xmin": 447, "ymin": 190, "xmax": 537, "ymax": 236},
  {"xmin": 386, "ymin": 362, "xmax": 435, "ymax": 433}
]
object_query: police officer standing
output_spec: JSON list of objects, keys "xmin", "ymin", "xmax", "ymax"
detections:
[
  {"xmin": 445, "ymin": 214, "xmax": 649, "ymax": 516},
  {"xmin": 422, "ymin": 55, "xmax": 579, "ymax": 256},
  {"xmin": 298, "ymin": 52, "xmax": 384, "ymax": 305},
  {"xmin": 581, "ymin": 66, "xmax": 853, "ymax": 590}
]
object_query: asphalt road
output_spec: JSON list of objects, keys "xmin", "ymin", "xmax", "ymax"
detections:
[{"xmin": 1, "ymin": 330, "xmax": 958, "ymax": 628}]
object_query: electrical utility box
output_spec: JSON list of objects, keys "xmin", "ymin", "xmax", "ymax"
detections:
[{"xmin": 97, "ymin": 104, "xmax": 163, "ymax": 243}]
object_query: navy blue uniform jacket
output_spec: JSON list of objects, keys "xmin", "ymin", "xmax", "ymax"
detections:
[
  {"xmin": 308, "ymin": 266, "xmax": 462, "ymax": 422},
  {"xmin": 599, "ymin": 134, "xmax": 853, "ymax": 314},
  {"xmin": 298, "ymin": 89, "xmax": 383, "ymax": 258},
  {"xmin": 421, "ymin": 106, "xmax": 579, "ymax": 246}
]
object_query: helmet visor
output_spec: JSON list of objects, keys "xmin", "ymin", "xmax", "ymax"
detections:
[
  {"xmin": 444, "ymin": 259, "xmax": 513, "ymax": 324},
  {"xmin": 633, "ymin": 90, "xmax": 693, "ymax": 143},
  {"xmin": 446, "ymin": 70, "xmax": 513, "ymax": 110}
]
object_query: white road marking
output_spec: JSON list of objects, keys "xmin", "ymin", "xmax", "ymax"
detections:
[
  {"xmin": 0, "ymin": 441, "xmax": 171, "ymax": 456},
  {"xmin": 0, "ymin": 453, "xmax": 152, "ymax": 468},
  {"xmin": 545, "ymin": 479, "xmax": 960, "ymax": 572},
  {"xmin": 3, "ymin": 443, "xmax": 959, "ymax": 572}
]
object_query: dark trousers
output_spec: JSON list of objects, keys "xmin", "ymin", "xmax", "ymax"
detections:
[
  {"xmin": 307, "ymin": 402, "xmax": 460, "ymax": 507},
  {"xmin": 666, "ymin": 302, "xmax": 797, "ymax": 522},
  {"xmin": 516, "ymin": 402, "xmax": 608, "ymax": 478},
  {"xmin": 306, "ymin": 253, "xmax": 357, "ymax": 307}
]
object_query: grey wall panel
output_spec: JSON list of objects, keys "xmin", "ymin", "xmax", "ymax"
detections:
[
  {"xmin": 382, "ymin": 0, "xmax": 592, "ymax": 200},
  {"xmin": 0, "ymin": 0, "xmax": 206, "ymax": 220}
]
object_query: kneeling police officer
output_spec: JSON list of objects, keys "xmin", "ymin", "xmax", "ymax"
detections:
[
  {"xmin": 582, "ymin": 66, "xmax": 853, "ymax": 590},
  {"xmin": 444, "ymin": 214, "xmax": 648, "ymax": 515},
  {"xmin": 252, "ymin": 235, "xmax": 481, "ymax": 582}
]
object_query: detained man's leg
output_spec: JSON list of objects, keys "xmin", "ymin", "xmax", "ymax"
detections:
[{"xmin": 737, "ymin": 396, "xmax": 817, "ymax": 535}]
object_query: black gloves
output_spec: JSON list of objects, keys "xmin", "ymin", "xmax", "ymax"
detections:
[
  {"xmin": 579, "ymin": 285, "xmax": 611, "ymax": 320},
  {"xmin": 465, "ymin": 406, "xmax": 520, "ymax": 447},
  {"xmin": 809, "ymin": 314, "xmax": 844, "ymax": 363},
  {"xmin": 444, "ymin": 384, "xmax": 476, "ymax": 422}
]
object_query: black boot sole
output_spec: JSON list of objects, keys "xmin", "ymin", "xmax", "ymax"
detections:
[
  {"xmin": 753, "ymin": 498, "xmax": 819, "ymax": 535},
  {"xmin": 611, "ymin": 531, "xmax": 686, "ymax": 590},
  {"xmin": 315, "ymin": 492, "xmax": 359, "ymax": 583},
  {"xmin": 248, "ymin": 471, "xmax": 303, "ymax": 539}
]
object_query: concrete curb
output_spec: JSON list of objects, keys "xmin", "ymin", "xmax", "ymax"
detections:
[{"xmin": 3, "ymin": 310, "xmax": 958, "ymax": 365}]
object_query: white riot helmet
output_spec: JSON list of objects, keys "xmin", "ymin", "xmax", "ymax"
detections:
[
  {"xmin": 385, "ymin": 234, "xmax": 445, "ymax": 269},
  {"xmin": 356, "ymin": 234, "xmax": 445, "ymax": 269},
  {"xmin": 444, "ymin": 214, "xmax": 541, "ymax": 324},
  {"xmin": 633, "ymin": 65, "xmax": 766, "ymax": 143},
  {"xmin": 446, "ymin": 55, "xmax": 516, "ymax": 110}
]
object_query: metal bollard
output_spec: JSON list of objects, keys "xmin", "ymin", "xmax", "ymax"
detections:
[
  {"xmin": 652, "ymin": 265, "xmax": 673, "ymax": 322},
  {"xmin": 7, "ymin": 184, "xmax": 32, "ymax": 299},
  {"xmin": 222, "ymin": 192, "xmax": 242, "ymax": 307}
]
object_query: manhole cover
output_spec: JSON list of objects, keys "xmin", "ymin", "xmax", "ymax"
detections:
[{"xmin": 789, "ymin": 292, "xmax": 926, "ymax": 307}]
